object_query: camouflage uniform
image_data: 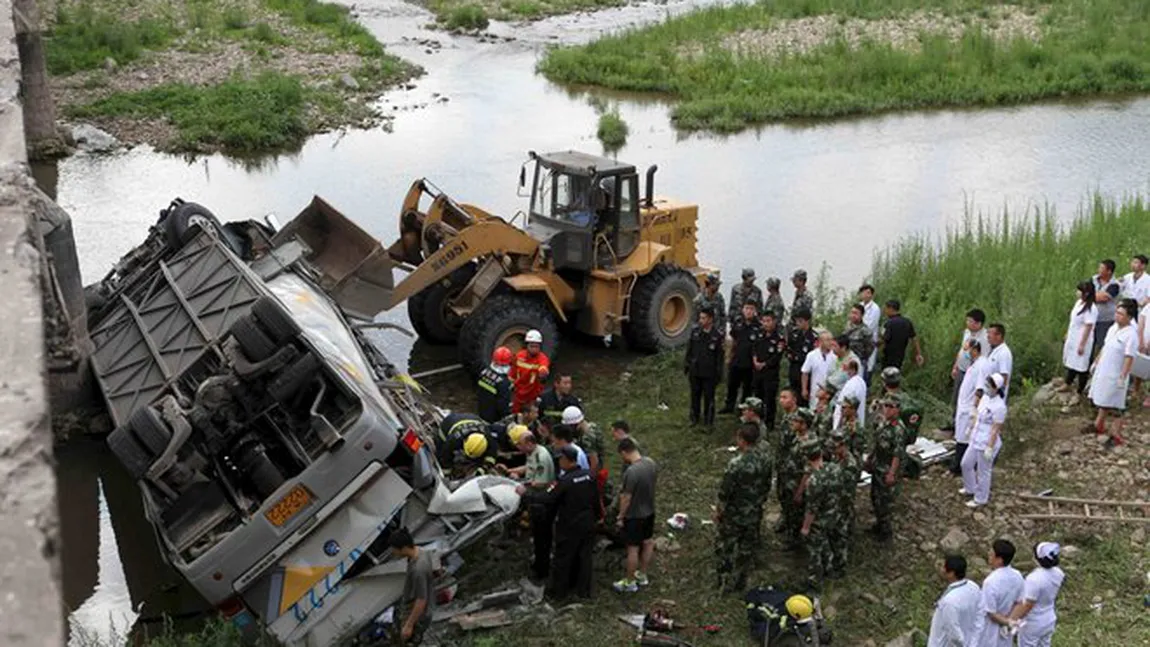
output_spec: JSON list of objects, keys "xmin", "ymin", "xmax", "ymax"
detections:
[
  {"xmin": 790, "ymin": 288, "xmax": 814, "ymax": 326},
  {"xmin": 694, "ymin": 290, "xmax": 728, "ymax": 335},
  {"xmin": 777, "ymin": 429, "xmax": 812, "ymax": 546},
  {"xmin": 729, "ymin": 282, "xmax": 764, "ymax": 323},
  {"xmin": 715, "ymin": 449, "xmax": 768, "ymax": 590},
  {"xmin": 762, "ymin": 292, "xmax": 787, "ymax": 325},
  {"xmin": 831, "ymin": 446, "xmax": 861, "ymax": 574},
  {"xmin": 866, "ymin": 416, "xmax": 908, "ymax": 539},
  {"xmin": 803, "ymin": 454, "xmax": 842, "ymax": 587},
  {"xmin": 844, "ymin": 322, "xmax": 875, "ymax": 369},
  {"xmin": 839, "ymin": 417, "xmax": 867, "ymax": 463}
]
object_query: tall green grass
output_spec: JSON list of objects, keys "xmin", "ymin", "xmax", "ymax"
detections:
[
  {"xmin": 46, "ymin": 3, "xmax": 177, "ymax": 74},
  {"xmin": 539, "ymin": 0, "xmax": 1150, "ymax": 131},
  {"xmin": 849, "ymin": 195, "xmax": 1150, "ymax": 397}
]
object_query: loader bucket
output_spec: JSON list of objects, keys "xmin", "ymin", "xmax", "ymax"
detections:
[{"xmin": 272, "ymin": 196, "xmax": 397, "ymax": 320}]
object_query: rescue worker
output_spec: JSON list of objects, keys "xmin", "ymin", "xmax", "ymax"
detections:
[
  {"xmin": 503, "ymin": 429, "xmax": 556, "ymax": 582},
  {"xmin": 518, "ymin": 445, "xmax": 597, "ymax": 599},
  {"xmin": 444, "ymin": 431, "xmax": 497, "ymax": 478},
  {"xmin": 562, "ymin": 406, "xmax": 607, "ymax": 521},
  {"xmin": 723, "ymin": 301, "xmax": 761, "ymax": 413},
  {"xmin": 510, "ymin": 330, "xmax": 550, "ymax": 413},
  {"xmin": 762, "ymin": 277, "xmax": 787, "ymax": 324},
  {"xmin": 871, "ymin": 367, "xmax": 923, "ymax": 476},
  {"xmin": 829, "ymin": 428, "xmax": 860, "ymax": 578},
  {"xmin": 844, "ymin": 304, "xmax": 875, "ymax": 371},
  {"xmin": 837, "ymin": 395, "xmax": 866, "ymax": 462},
  {"xmin": 752, "ymin": 310, "xmax": 786, "ymax": 428},
  {"xmin": 785, "ymin": 309, "xmax": 817, "ymax": 407},
  {"xmin": 738, "ymin": 398, "xmax": 773, "ymax": 484},
  {"xmin": 789, "ymin": 269, "xmax": 814, "ymax": 329},
  {"xmin": 866, "ymin": 397, "xmax": 907, "ymax": 541},
  {"xmin": 693, "ymin": 272, "xmax": 727, "ymax": 335},
  {"xmin": 477, "ymin": 346, "xmax": 514, "ymax": 423},
  {"xmin": 773, "ymin": 388, "xmax": 800, "ymax": 532},
  {"xmin": 780, "ymin": 407, "xmax": 815, "ymax": 549},
  {"xmin": 728, "ymin": 267, "xmax": 763, "ymax": 323},
  {"xmin": 812, "ymin": 377, "xmax": 840, "ymax": 441},
  {"xmin": 539, "ymin": 373, "xmax": 582, "ymax": 421},
  {"xmin": 799, "ymin": 437, "xmax": 842, "ymax": 591},
  {"xmin": 685, "ymin": 306, "xmax": 724, "ymax": 426},
  {"xmin": 714, "ymin": 423, "xmax": 768, "ymax": 593}
]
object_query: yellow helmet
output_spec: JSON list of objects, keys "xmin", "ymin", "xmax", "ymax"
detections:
[
  {"xmin": 785, "ymin": 595, "xmax": 814, "ymax": 620},
  {"xmin": 508, "ymin": 424, "xmax": 530, "ymax": 446},
  {"xmin": 463, "ymin": 433, "xmax": 488, "ymax": 459}
]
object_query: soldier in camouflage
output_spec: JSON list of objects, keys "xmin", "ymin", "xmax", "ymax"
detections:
[
  {"xmin": 789, "ymin": 269, "xmax": 814, "ymax": 329},
  {"xmin": 739, "ymin": 397, "xmax": 773, "ymax": 477},
  {"xmin": 845, "ymin": 304, "xmax": 876, "ymax": 370},
  {"xmin": 812, "ymin": 376, "xmax": 840, "ymax": 442},
  {"xmin": 693, "ymin": 272, "xmax": 727, "ymax": 336},
  {"xmin": 800, "ymin": 437, "xmax": 842, "ymax": 590},
  {"xmin": 773, "ymin": 389, "xmax": 801, "ymax": 532},
  {"xmin": 866, "ymin": 397, "xmax": 908, "ymax": 541},
  {"xmin": 837, "ymin": 395, "xmax": 867, "ymax": 462},
  {"xmin": 780, "ymin": 407, "xmax": 815, "ymax": 549},
  {"xmin": 828, "ymin": 428, "xmax": 860, "ymax": 577},
  {"xmin": 728, "ymin": 268, "xmax": 763, "ymax": 323},
  {"xmin": 762, "ymin": 277, "xmax": 787, "ymax": 324},
  {"xmin": 714, "ymin": 423, "xmax": 770, "ymax": 592}
]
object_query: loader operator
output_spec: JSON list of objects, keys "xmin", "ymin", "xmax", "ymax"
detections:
[
  {"xmin": 510, "ymin": 330, "xmax": 551, "ymax": 413},
  {"xmin": 477, "ymin": 346, "xmax": 514, "ymax": 423},
  {"xmin": 437, "ymin": 413, "xmax": 497, "ymax": 477}
]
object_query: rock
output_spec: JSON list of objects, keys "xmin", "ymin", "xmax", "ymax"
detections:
[
  {"xmin": 863, "ymin": 641, "xmax": 877, "ymax": 647},
  {"xmin": 136, "ymin": 71, "xmax": 149, "ymax": 81},
  {"xmin": 973, "ymin": 512, "xmax": 987, "ymax": 522},
  {"xmin": 339, "ymin": 73, "xmax": 360, "ymax": 90},
  {"xmin": 884, "ymin": 630, "xmax": 916, "ymax": 647},
  {"xmin": 860, "ymin": 592, "xmax": 881, "ymax": 605},
  {"xmin": 71, "ymin": 124, "xmax": 121, "ymax": 153},
  {"xmin": 1131, "ymin": 527, "xmax": 1145, "ymax": 544},
  {"xmin": 103, "ymin": 57, "xmax": 118, "ymax": 72},
  {"xmin": 1061, "ymin": 545, "xmax": 1080, "ymax": 558},
  {"xmin": 1031, "ymin": 382, "xmax": 1058, "ymax": 406},
  {"xmin": 940, "ymin": 527, "xmax": 970, "ymax": 552},
  {"xmin": 822, "ymin": 605, "xmax": 837, "ymax": 619}
]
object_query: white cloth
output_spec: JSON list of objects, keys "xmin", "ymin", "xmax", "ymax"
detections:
[
  {"xmin": 954, "ymin": 356, "xmax": 990, "ymax": 443},
  {"xmin": 972, "ymin": 566, "xmax": 1025, "ymax": 647},
  {"xmin": 957, "ymin": 327, "xmax": 990, "ymax": 371},
  {"xmin": 1121, "ymin": 271, "xmax": 1150, "ymax": 305},
  {"xmin": 1017, "ymin": 566, "xmax": 1065, "ymax": 647},
  {"xmin": 927, "ymin": 579, "xmax": 981, "ymax": 647},
  {"xmin": 1088, "ymin": 323, "xmax": 1137, "ymax": 409},
  {"xmin": 1061, "ymin": 301, "xmax": 1098, "ymax": 372},
  {"xmin": 987, "ymin": 343, "xmax": 1013, "ymax": 399},
  {"xmin": 834, "ymin": 374, "xmax": 868, "ymax": 429},
  {"xmin": 801, "ymin": 348, "xmax": 836, "ymax": 401},
  {"xmin": 863, "ymin": 300, "xmax": 881, "ymax": 371}
]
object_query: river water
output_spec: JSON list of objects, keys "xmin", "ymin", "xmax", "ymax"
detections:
[{"xmin": 53, "ymin": 0, "xmax": 1150, "ymax": 640}]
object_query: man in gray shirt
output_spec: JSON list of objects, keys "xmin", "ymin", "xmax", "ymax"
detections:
[
  {"xmin": 1093, "ymin": 259, "xmax": 1121, "ymax": 357},
  {"xmin": 612, "ymin": 438, "xmax": 657, "ymax": 594},
  {"xmin": 388, "ymin": 528, "xmax": 435, "ymax": 645}
]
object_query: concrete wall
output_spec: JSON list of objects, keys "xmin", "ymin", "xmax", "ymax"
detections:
[{"xmin": 0, "ymin": 0, "xmax": 63, "ymax": 644}]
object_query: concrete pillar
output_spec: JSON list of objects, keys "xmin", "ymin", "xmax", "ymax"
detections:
[{"xmin": 0, "ymin": 0, "xmax": 64, "ymax": 643}]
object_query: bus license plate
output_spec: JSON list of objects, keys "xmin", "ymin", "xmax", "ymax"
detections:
[{"xmin": 265, "ymin": 484, "xmax": 312, "ymax": 527}]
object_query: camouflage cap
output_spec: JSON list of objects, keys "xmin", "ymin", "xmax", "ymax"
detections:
[
  {"xmin": 801, "ymin": 437, "xmax": 824, "ymax": 459},
  {"xmin": 881, "ymin": 366, "xmax": 903, "ymax": 385},
  {"xmin": 766, "ymin": 276, "xmax": 781, "ymax": 289},
  {"xmin": 828, "ymin": 428, "xmax": 847, "ymax": 442},
  {"xmin": 705, "ymin": 272, "xmax": 721, "ymax": 286},
  {"xmin": 825, "ymin": 373, "xmax": 847, "ymax": 393},
  {"xmin": 738, "ymin": 397, "xmax": 764, "ymax": 410},
  {"xmin": 792, "ymin": 269, "xmax": 808, "ymax": 281},
  {"xmin": 841, "ymin": 394, "xmax": 861, "ymax": 408},
  {"xmin": 741, "ymin": 267, "xmax": 756, "ymax": 279},
  {"xmin": 880, "ymin": 396, "xmax": 902, "ymax": 409},
  {"xmin": 821, "ymin": 379, "xmax": 840, "ymax": 395},
  {"xmin": 795, "ymin": 408, "xmax": 815, "ymax": 425}
]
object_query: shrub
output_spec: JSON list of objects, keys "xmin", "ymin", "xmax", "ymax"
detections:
[{"xmin": 446, "ymin": 4, "xmax": 490, "ymax": 31}]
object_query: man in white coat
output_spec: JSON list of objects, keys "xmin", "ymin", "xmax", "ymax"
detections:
[
  {"xmin": 928, "ymin": 554, "xmax": 981, "ymax": 647},
  {"xmin": 950, "ymin": 339, "xmax": 990, "ymax": 476},
  {"xmin": 972, "ymin": 539, "xmax": 1025, "ymax": 647},
  {"xmin": 834, "ymin": 358, "xmax": 867, "ymax": 430}
]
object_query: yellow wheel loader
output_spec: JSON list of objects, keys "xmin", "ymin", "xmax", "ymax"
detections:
[{"xmin": 391, "ymin": 150, "xmax": 713, "ymax": 373}]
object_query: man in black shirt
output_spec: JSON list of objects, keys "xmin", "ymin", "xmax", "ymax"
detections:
[
  {"xmin": 518, "ymin": 446, "xmax": 597, "ymax": 599},
  {"xmin": 753, "ymin": 310, "xmax": 786, "ymax": 428},
  {"xmin": 722, "ymin": 301, "xmax": 761, "ymax": 413},
  {"xmin": 880, "ymin": 299, "xmax": 924, "ymax": 370},
  {"xmin": 684, "ymin": 307, "xmax": 725, "ymax": 426},
  {"xmin": 538, "ymin": 374, "xmax": 582, "ymax": 421},
  {"xmin": 785, "ymin": 309, "xmax": 817, "ymax": 407}
]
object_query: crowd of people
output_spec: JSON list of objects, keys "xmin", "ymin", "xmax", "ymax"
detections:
[{"xmin": 377, "ymin": 255, "xmax": 1150, "ymax": 645}]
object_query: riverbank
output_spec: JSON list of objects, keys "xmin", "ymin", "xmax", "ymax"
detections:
[
  {"xmin": 45, "ymin": 0, "xmax": 419, "ymax": 154},
  {"xmin": 539, "ymin": 0, "xmax": 1150, "ymax": 131}
]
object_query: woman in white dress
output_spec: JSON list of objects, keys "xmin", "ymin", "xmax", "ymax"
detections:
[
  {"xmin": 1139, "ymin": 293, "xmax": 1150, "ymax": 407},
  {"xmin": 1088, "ymin": 299, "xmax": 1137, "ymax": 447},
  {"xmin": 1061, "ymin": 280, "xmax": 1097, "ymax": 394},
  {"xmin": 960, "ymin": 372, "xmax": 1007, "ymax": 508},
  {"xmin": 1009, "ymin": 542, "xmax": 1066, "ymax": 647}
]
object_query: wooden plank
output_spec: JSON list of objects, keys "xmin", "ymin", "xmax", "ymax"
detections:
[
  {"xmin": 1019, "ymin": 514, "xmax": 1150, "ymax": 523},
  {"xmin": 1017, "ymin": 494, "xmax": 1149, "ymax": 507}
]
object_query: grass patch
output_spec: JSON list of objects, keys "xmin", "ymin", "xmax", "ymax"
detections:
[
  {"xmin": 264, "ymin": 0, "xmax": 385, "ymax": 57},
  {"xmin": 445, "ymin": 4, "xmax": 491, "ymax": 31},
  {"xmin": 430, "ymin": 0, "xmax": 623, "ymax": 24},
  {"xmin": 68, "ymin": 72, "xmax": 310, "ymax": 153},
  {"xmin": 539, "ymin": 0, "xmax": 1150, "ymax": 131},
  {"xmin": 596, "ymin": 107, "xmax": 629, "ymax": 150},
  {"xmin": 46, "ymin": 3, "xmax": 177, "ymax": 74}
]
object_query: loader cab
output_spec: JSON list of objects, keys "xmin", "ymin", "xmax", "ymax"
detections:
[{"xmin": 523, "ymin": 151, "xmax": 642, "ymax": 271}]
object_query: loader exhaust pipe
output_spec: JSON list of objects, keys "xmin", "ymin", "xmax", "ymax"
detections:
[{"xmin": 644, "ymin": 165, "xmax": 658, "ymax": 207}]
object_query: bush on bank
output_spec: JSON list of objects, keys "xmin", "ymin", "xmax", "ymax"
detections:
[{"xmin": 539, "ymin": 0, "xmax": 1150, "ymax": 131}]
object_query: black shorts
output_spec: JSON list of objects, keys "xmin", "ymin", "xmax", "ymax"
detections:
[{"xmin": 622, "ymin": 515, "xmax": 655, "ymax": 545}]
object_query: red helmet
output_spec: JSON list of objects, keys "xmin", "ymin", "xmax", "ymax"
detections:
[{"xmin": 492, "ymin": 346, "xmax": 513, "ymax": 366}]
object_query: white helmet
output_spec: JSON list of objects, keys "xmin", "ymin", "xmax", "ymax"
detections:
[
  {"xmin": 525, "ymin": 329, "xmax": 543, "ymax": 344},
  {"xmin": 561, "ymin": 406, "xmax": 584, "ymax": 426}
]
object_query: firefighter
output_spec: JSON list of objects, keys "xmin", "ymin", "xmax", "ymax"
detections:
[
  {"xmin": 437, "ymin": 413, "xmax": 496, "ymax": 476},
  {"xmin": 510, "ymin": 330, "xmax": 551, "ymax": 413},
  {"xmin": 477, "ymin": 346, "xmax": 514, "ymax": 423}
]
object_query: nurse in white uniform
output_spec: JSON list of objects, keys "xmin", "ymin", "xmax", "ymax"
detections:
[
  {"xmin": 960, "ymin": 373, "xmax": 1007, "ymax": 508},
  {"xmin": 971, "ymin": 539, "xmax": 1024, "ymax": 647},
  {"xmin": 1088, "ymin": 299, "xmax": 1137, "ymax": 447},
  {"xmin": 953, "ymin": 340, "xmax": 989, "ymax": 481},
  {"xmin": 1061, "ymin": 280, "xmax": 1097, "ymax": 394},
  {"xmin": 1010, "ymin": 542, "xmax": 1066, "ymax": 647}
]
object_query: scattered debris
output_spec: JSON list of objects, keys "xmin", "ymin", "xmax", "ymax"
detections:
[{"xmin": 667, "ymin": 513, "xmax": 690, "ymax": 530}]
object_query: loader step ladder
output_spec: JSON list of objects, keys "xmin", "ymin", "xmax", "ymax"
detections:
[{"xmin": 1017, "ymin": 494, "xmax": 1150, "ymax": 524}]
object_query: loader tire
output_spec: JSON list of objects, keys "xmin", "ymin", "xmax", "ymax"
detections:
[
  {"xmin": 107, "ymin": 426, "xmax": 155, "ymax": 479},
  {"xmin": 251, "ymin": 295, "xmax": 300, "ymax": 344},
  {"xmin": 458, "ymin": 294, "xmax": 559, "ymax": 375},
  {"xmin": 163, "ymin": 201, "xmax": 223, "ymax": 247},
  {"xmin": 409, "ymin": 264, "xmax": 477, "ymax": 345},
  {"xmin": 625, "ymin": 264, "xmax": 698, "ymax": 353},
  {"xmin": 130, "ymin": 405, "xmax": 174, "ymax": 457}
]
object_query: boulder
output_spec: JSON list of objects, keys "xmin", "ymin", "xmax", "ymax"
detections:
[
  {"xmin": 339, "ymin": 73, "xmax": 360, "ymax": 90},
  {"xmin": 102, "ymin": 57, "xmax": 118, "ymax": 72},
  {"xmin": 70, "ymin": 124, "xmax": 120, "ymax": 153},
  {"xmin": 1031, "ymin": 382, "xmax": 1058, "ymax": 406},
  {"xmin": 940, "ymin": 527, "xmax": 970, "ymax": 553}
]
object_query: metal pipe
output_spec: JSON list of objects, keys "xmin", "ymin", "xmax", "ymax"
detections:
[{"xmin": 645, "ymin": 164, "xmax": 658, "ymax": 207}]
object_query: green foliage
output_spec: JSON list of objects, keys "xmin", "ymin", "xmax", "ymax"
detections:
[
  {"xmin": 596, "ymin": 108, "xmax": 629, "ymax": 150},
  {"xmin": 250, "ymin": 21, "xmax": 284, "ymax": 44},
  {"xmin": 539, "ymin": 0, "xmax": 1150, "ymax": 131},
  {"xmin": 445, "ymin": 4, "xmax": 491, "ymax": 31},
  {"xmin": 501, "ymin": 0, "xmax": 544, "ymax": 19},
  {"xmin": 46, "ymin": 3, "xmax": 177, "ymax": 74},
  {"xmin": 265, "ymin": 0, "xmax": 385, "ymax": 56},
  {"xmin": 222, "ymin": 5, "xmax": 251, "ymax": 30},
  {"xmin": 69, "ymin": 72, "xmax": 310, "ymax": 153}
]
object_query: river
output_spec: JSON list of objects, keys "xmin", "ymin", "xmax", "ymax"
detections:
[{"xmin": 52, "ymin": 0, "xmax": 1150, "ymax": 641}]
